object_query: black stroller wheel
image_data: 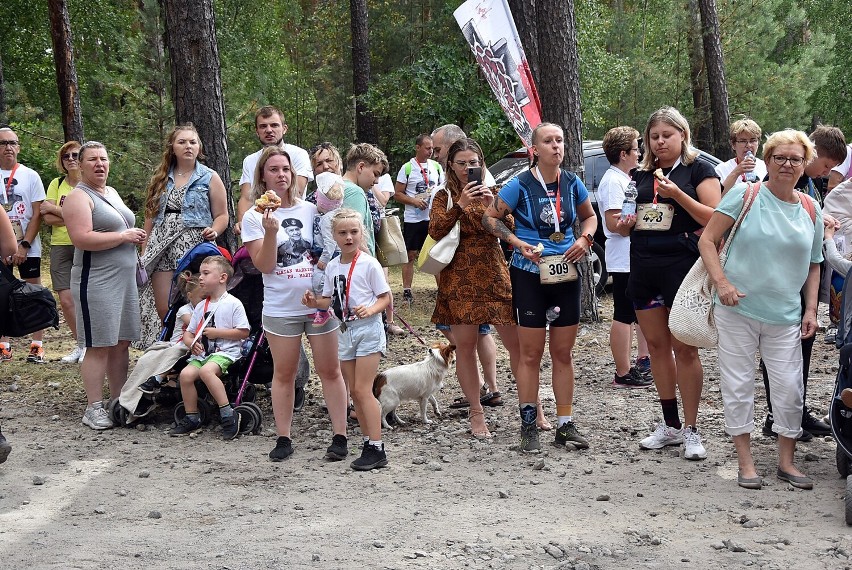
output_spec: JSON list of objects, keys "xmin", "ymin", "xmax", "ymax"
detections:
[
  {"xmin": 107, "ymin": 398, "xmax": 128, "ymax": 427},
  {"xmin": 846, "ymin": 477, "xmax": 852, "ymax": 525},
  {"xmin": 241, "ymin": 383, "xmax": 257, "ymax": 403},
  {"xmin": 839, "ymin": 445, "xmax": 852, "ymax": 478},
  {"xmin": 234, "ymin": 404, "xmax": 256, "ymax": 435},
  {"xmin": 242, "ymin": 402, "xmax": 263, "ymax": 434},
  {"xmin": 174, "ymin": 400, "xmax": 211, "ymax": 426}
]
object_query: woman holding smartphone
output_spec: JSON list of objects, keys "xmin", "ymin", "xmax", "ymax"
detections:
[{"xmin": 429, "ymin": 137, "xmax": 520, "ymax": 439}]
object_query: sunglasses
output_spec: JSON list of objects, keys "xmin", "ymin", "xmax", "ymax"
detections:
[{"xmin": 62, "ymin": 152, "xmax": 80, "ymax": 161}]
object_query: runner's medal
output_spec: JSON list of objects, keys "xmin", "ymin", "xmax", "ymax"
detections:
[{"xmin": 549, "ymin": 231, "xmax": 565, "ymax": 243}]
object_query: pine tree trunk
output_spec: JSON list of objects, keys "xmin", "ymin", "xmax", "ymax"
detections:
[
  {"xmin": 687, "ymin": 0, "xmax": 712, "ymax": 150},
  {"xmin": 697, "ymin": 0, "xmax": 731, "ymax": 160},
  {"xmin": 162, "ymin": 0, "xmax": 236, "ymax": 251},
  {"xmin": 0, "ymin": 51, "xmax": 6, "ymax": 125},
  {"xmin": 48, "ymin": 0, "xmax": 84, "ymax": 142},
  {"xmin": 350, "ymin": 0, "xmax": 377, "ymax": 144}
]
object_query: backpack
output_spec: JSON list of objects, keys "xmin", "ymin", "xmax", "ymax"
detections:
[{"xmin": 0, "ymin": 262, "xmax": 59, "ymax": 337}]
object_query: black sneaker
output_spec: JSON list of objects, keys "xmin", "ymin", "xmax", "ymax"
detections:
[
  {"xmin": 0, "ymin": 428, "xmax": 10, "ymax": 464},
  {"xmin": 351, "ymin": 441, "xmax": 388, "ymax": 471},
  {"xmin": 269, "ymin": 436, "xmax": 294, "ymax": 461},
  {"xmin": 763, "ymin": 415, "xmax": 814, "ymax": 442},
  {"xmin": 802, "ymin": 409, "xmax": 831, "ymax": 437},
  {"xmin": 635, "ymin": 356, "xmax": 653, "ymax": 380},
  {"xmin": 554, "ymin": 421, "xmax": 590, "ymax": 449},
  {"xmin": 169, "ymin": 416, "xmax": 202, "ymax": 437},
  {"xmin": 402, "ymin": 289, "xmax": 414, "ymax": 304},
  {"xmin": 612, "ymin": 368, "xmax": 653, "ymax": 388},
  {"xmin": 138, "ymin": 376, "xmax": 161, "ymax": 394},
  {"xmin": 519, "ymin": 423, "xmax": 541, "ymax": 453},
  {"xmin": 293, "ymin": 385, "xmax": 306, "ymax": 412},
  {"xmin": 325, "ymin": 434, "xmax": 348, "ymax": 461},
  {"xmin": 220, "ymin": 410, "xmax": 242, "ymax": 441}
]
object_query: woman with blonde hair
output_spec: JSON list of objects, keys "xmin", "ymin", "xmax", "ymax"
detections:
[
  {"xmin": 137, "ymin": 124, "xmax": 229, "ymax": 346},
  {"xmin": 40, "ymin": 140, "xmax": 85, "ymax": 362},
  {"xmin": 627, "ymin": 107, "xmax": 721, "ymax": 459},
  {"xmin": 699, "ymin": 129, "xmax": 822, "ymax": 489}
]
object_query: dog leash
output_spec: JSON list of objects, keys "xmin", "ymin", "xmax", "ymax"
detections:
[{"xmin": 392, "ymin": 310, "xmax": 427, "ymax": 346}]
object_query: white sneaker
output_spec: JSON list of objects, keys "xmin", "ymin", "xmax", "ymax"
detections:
[
  {"xmin": 82, "ymin": 402, "xmax": 114, "ymax": 430},
  {"xmin": 78, "ymin": 348, "xmax": 86, "ymax": 363},
  {"xmin": 682, "ymin": 425, "xmax": 707, "ymax": 460},
  {"xmin": 61, "ymin": 346, "xmax": 85, "ymax": 363},
  {"xmin": 639, "ymin": 423, "xmax": 683, "ymax": 449}
]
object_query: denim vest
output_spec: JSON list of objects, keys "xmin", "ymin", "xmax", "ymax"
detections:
[{"xmin": 153, "ymin": 161, "xmax": 215, "ymax": 227}]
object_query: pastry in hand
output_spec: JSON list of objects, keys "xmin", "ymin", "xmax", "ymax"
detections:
[
  {"xmin": 653, "ymin": 168, "xmax": 666, "ymax": 182},
  {"xmin": 532, "ymin": 243, "xmax": 545, "ymax": 255},
  {"xmin": 255, "ymin": 190, "xmax": 282, "ymax": 212}
]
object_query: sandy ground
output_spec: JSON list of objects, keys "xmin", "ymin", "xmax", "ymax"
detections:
[{"xmin": 2, "ymin": 288, "xmax": 852, "ymax": 570}]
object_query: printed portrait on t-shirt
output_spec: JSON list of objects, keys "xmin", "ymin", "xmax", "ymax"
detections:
[{"xmin": 276, "ymin": 218, "xmax": 312, "ymax": 267}]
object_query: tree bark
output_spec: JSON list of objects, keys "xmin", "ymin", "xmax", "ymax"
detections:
[
  {"xmin": 697, "ymin": 0, "xmax": 731, "ymax": 160},
  {"xmin": 162, "ymin": 0, "xmax": 236, "ymax": 251},
  {"xmin": 687, "ymin": 0, "xmax": 711, "ymax": 150},
  {"xmin": 507, "ymin": 0, "xmax": 540, "ymax": 85},
  {"xmin": 48, "ymin": 0, "xmax": 84, "ymax": 142},
  {"xmin": 0, "ymin": 51, "xmax": 6, "ymax": 125},
  {"xmin": 350, "ymin": 0, "xmax": 377, "ymax": 144}
]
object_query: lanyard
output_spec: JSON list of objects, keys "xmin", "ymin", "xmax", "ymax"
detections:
[
  {"xmin": 414, "ymin": 159, "xmax": 430, "ymax": 187},
  {"xmin": 651, "ymin": 158, "xmax": 682, "ymax": 208},
  {"xmin": 343, "ymin": 250, "xmax": 361, "ymax": 319},
  {"xmin": 191, "ymin": 297, "xmax": 213, "ymax": 345},
  {"xmin": 4, "ymin": 163, "xmax": 19, "ymax": 201},
  {"xmin": 534, "ymin": 167, "xmax": 561, "ymax": 233}
]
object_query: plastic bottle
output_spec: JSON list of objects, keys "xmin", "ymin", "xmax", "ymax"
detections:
[
  {"xmin": 545, "ymin": 306, "xmax": 561, "ymax": 325},
  {"xmin": 620, "ymin": 180, "xmax": 638, "ymax": 220},
  {"xmin": 743, "ymin": 150, "xmax": 760, "ymax": 183}
]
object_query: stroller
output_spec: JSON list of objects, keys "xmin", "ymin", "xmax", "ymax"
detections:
[{"xmin": 830, "ymin": 263, "xmax": 852, "ymax": 524}]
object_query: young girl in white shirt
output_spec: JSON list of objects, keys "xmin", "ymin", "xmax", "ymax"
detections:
[{"xmin": 303, "ymin": 208, "xmax": 391, "ymax": 470}]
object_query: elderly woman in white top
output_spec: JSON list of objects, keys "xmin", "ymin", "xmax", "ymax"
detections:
[{"xmin": 699, "ymin": 129, "xmax": 823, "ymax": 490}]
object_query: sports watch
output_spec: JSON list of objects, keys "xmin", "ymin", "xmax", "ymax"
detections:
[{"xmin": 20, "ymin": 240, "xmax": 31, "ymax": 250}]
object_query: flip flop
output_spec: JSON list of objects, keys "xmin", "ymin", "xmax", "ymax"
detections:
[
  {"xmin": 480, "ymin": 391, "xmax": 504, "ymax": 407},
  {"xmin": 449, "ymin": 396, "xmax": 471, "ymax": 409}
]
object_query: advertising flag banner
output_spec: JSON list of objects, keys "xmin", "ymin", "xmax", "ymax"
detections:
[{"xmin": 453, "ymin": 0, "xmax": 542, "ymax": 147}]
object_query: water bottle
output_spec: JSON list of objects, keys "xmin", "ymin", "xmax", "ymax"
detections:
[
  {"xmin": 545, "ymin": 306, "xmax": 561, "ymax": 325},
  {"xmin": 743, "ymin": 151, "xmax": 760, "ymax": 183},
  {"xmin": 620, "ymin": 180, "xmax": 638, "ymax": 220}
]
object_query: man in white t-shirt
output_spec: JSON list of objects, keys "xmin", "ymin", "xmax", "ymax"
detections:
[
  {"xmin": 598, "ymin": 126, "xmax": 652, "ymax": 388},
  {"xmin": 235, "ymin": 106, "xmax": 313, "ymax": 234},
  {"xmin": 828, "ymin": 144, "xmax": 852, "ymax": 192},
  {"xmin": 393, "ymin": 134, "xmax": 445, "ymax": 303},
  {"xmin": 715, "ymin": 118, "xmax": 768, "ymax": 194},
  {"xmin": 0, "ymin": 126, "xmax": 47, "ymax": 363}
]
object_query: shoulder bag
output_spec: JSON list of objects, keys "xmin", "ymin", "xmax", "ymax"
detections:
[
  {"xmin": 375, "ymin": 209, "xmax": 407, "ymax": 267},
  {"xmin": 669, "ymin": 183, "xmax": 759, "ymax": 348},
  {"xmin": 417, "ymin": 187, "xmax": 461, "ymax": 275},
  {"xmin": 0, "ymin": 261, "xmax": 59, "ymax": 337}
]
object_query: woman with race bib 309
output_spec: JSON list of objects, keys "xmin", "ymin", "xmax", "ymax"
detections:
[{"xmin": 483, "ymin": 123, "xmax": 597, "ymax": 454}]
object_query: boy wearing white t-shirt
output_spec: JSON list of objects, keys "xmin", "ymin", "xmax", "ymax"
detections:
[{"xmin": 169, "ymin": 256, "xmax": 250, "ymax": 440}]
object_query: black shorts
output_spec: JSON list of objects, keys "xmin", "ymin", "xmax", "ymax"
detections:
[
  {"xmin": 627, "ymin": 252, "xmax": 696, "ymax": 309},
  {"xmin": 9, "ymin": 256, "xmax": 41, "ymax": 279},
  {"xmin": 403, "ymin": 220, "xmax": 430, "ymax": 253},
  {"xmin": 510, "ymin": 266, "xmax": 580, "ymax": 328},
  {"xmin": 611, "ymin": 272, "xmax": 636, "ymax": 324}
]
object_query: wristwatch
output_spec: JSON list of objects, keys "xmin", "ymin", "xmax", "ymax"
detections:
[
  {"xmin": 20, "ymin": 240, "xmax": 31, "ymax": 250},
  {"xmin": 582, "ymin": 233, "xmax": 594, "ymax": 247}
]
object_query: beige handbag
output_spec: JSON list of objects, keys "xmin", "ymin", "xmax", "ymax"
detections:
[
  {"xmin": 669, "ymin": 183, "xmax": 759, "ymax": 348},
  {"xmin": 417, "ymin": 187, "xmax": 461, "ymax": 275},
  {"xmin": 376, "ymin": 211, "xmax": 407, "ymax": 267}
]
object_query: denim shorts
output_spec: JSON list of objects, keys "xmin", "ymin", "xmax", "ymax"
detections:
[
  {"xmin": 262, "ymin": 313, "xmax": 339, "ymax": 337},
  {"xmin": 435, "ymin": 323, "xmax": 492, "ymax": 334},
  {"xmin": 338, "ymin": 314, "xmax": 386, "ymax": 360}
]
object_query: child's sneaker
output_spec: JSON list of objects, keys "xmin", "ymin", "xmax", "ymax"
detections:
[
  {"xmin": 26, "ymin": 344, "xmax": 45, "ymax": 363},
  {"xmin": 0, "ymin": 346, "xmax": 11, "ymax": 362},
  {"xmin": 269, "ymin": 436, "xmax": 294, "ymax": 461},
  {"xmin": 313, "ymin": 309, "xmax": 331, "ymax": 326},
  {"xmin": 169, "ymin": 415, "xmax": 202, "ymax": 437},
  {"xmin": 138, "ymin": 376, "xmax": 163, "ymax": 394},
  {"xmin": 351, "ymin": 441, "xmax": 387, "ymax": 471},
  {"xmin": 220, "ymin": 409, "xmax": 242, "ymax": 440},
  {"xmin": 325, "ymin": 434, "xmax": 348, "ymax": 461}
]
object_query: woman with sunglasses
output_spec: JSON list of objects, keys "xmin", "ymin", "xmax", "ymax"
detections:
[
  {"xmin": 699, "ymin": 130, "xmax": 823, "ymax": 489},
  {"xmin": 40, "ymin": 141, "xmax": 85, "ymax": 363}
]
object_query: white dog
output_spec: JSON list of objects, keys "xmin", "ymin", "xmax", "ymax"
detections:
[{"xmin": 373, "ymin": 343, "xmax": 456, "ymax": 429}]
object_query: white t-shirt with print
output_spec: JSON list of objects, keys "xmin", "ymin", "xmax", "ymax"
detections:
[
  {"xmin": 396, "ymin": 158, "xmax": 444, "ymax": 223},
  {"xmin": 186, "ymin": 292, "xmax": 250, "ymax": 362},
  {"xmin": 240, "ymin": 143, "xmax": 314, "ymax": 194},
  {"xmin": 597, "ymin": 166, "xmax": 632, "ymax": 273},
  {"xmin": 1, "ymin": 164, "xmax": 46, "ymax": 257},
  {"xmin": 715, "ymin": 157, "xmax": 768, "ymax": 186},
  {"xmin": 241, "ymin": 202, "xmax": 317, "ymax": 318},
  {"xmin": 322, "ymin": 253, "xmax": 389, "ymax": 320}
]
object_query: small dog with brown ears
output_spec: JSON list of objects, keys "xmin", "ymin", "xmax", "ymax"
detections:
[{"xmin": 373, "ymin": 343, "xmax": 456, "ymax": 429}]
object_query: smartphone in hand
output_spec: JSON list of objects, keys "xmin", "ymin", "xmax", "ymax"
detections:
[{"xmin": 468, "ymin": 167, "xmax": 482, "ymax": 186}]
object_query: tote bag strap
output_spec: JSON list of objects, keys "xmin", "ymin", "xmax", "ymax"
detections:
[{"xmin": 718, "ymin": 182, "xmax": 759, "ymax": 259}]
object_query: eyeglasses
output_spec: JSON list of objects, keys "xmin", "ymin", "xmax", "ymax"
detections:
[
  {"xmin": 736, "ymin": 138, "xmax": 760, "ymax": 145},
  {"xmin": 62, "ymin": 152, "xmax": 79, "ymax": 161},
  {"xmin": 771, "ymin": 155, "xmax": 805, "ymax": 167},
  {"xmin": 0, "ymin": 141, "xmax": 19, "ymax": 147},
  {"xmin": 453, "ymin": 160, "xmax": 481, "ymax": 168}
]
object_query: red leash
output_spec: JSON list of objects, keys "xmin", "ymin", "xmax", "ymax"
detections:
[{"xmin": 392, "ymin": 310, "xmax": 427, "ymax": 346}]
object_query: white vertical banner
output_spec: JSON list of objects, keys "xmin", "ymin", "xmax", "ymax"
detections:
[{"xmin": 453, "ymin": 0, "xmax": 542, "ymax": 148}]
